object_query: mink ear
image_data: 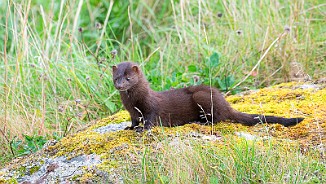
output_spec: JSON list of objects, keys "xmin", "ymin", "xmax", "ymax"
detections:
[
  {"xmin": 112, "ymin": 65, "xmax": 117, "ymax": 72},
  {"xmin": 132, "ymin": 65, "xmax": 139, "ymax": 73}
]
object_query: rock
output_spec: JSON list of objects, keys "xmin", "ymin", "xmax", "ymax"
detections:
[
  {"xmin": 93, "ymin": 121, "xmax": 130, "ymax": 134},
  {"xmin": 235, "ymin": 132, "xmax": 258, "ymax": 141}
]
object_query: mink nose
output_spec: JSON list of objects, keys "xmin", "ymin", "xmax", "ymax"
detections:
[
  {"xmin": 115, "ymin": 84, "xmax": 122, "ymax": 89},
  {"xmin": 115, "ymin": 83, "xmax": 125, "ymax": 90}
]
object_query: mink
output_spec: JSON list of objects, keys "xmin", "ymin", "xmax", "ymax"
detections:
[{"xmin": 112, "ymin": 62, "xmax": 304, "ymax": 131}]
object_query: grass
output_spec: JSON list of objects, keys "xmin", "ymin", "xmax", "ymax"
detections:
[
  {"xmin": 121, "ymin": 135, "xmax": 325, "ymax": 183},
  {"xmin": 0, "ymin": 0, "xmax": 325, "ymax": 168}
]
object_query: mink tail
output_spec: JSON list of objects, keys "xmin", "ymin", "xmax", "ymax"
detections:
[{"xmin": 230, "ymin": 110, "xmax": 304, "ymax": 127}]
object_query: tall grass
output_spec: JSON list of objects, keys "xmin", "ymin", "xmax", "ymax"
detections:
[
  {"xmin": 121, "ymin": 137, "xmax": 325, "ymax": 183},
  {"xmin": 0, "ymin": 0, "xmax": 325, "ymax": 164}
]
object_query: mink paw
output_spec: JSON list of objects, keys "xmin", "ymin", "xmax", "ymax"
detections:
[
  {"xmin": 135, "ymin": 126, "xmax": 144, "ymax": 133},
  {"xmin": 124, "ymin": 126, "xmax": 134, "ymax": 130}
]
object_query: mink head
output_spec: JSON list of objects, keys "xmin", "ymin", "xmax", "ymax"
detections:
[{"xmin": 112, "ymin": 62, "xmax": 142, "ymax": 91}]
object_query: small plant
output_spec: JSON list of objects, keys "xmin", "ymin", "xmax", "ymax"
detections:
[
  {"xmin": 11, "ymin": 134, "xmax": 49, "ymax": 157},
  {"xmin": 201, "ymin": 52, "xmax": 241, "ymax": 94}
]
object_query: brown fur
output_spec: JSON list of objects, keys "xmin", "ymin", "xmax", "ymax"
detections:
[{"xmin": 112, "ymin": 62, "xmax": 304, "ymax": 130}]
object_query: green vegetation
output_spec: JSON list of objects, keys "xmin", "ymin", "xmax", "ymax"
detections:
[
  {"xmin": 10, "ymin": 134, "xmax": 48, "ymax": 157},
  {"xmin": 122, "ymin": 137, "xmax": 325, "ymax": 183},
  {"xmin": 0, "ymin": 0, "xmax": 324, "ymax": 172}
]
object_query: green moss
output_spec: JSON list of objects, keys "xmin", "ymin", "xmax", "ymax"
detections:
[
  {"xmin": 78, "ymin": 172, "xmax": 96, "ymax": 183},
  {"xmin": 51, "ymin": 130, "xmax": 135, "ymax": 158},
  {"xmin": 16, "ymin": 166, "xmax": 26, "ymax": 175},
  {"xmin": 71, "ymin": 174, "xmax": 81, "ymax": 181},
  {"xmin": 13, "ymin": 164, "xmax": 40, "ymax": 177},
  {"xmin": 71, "ymin": 173, "xmax": 97, "ymax": 183},
  {"xmin": 29, "ymin": 165, "xmax": 40, "ymax": 175},
  {"xmin": 0, "ymin": 178, "xmax": 18, "ymax": 184},
  {"xmin": 96, "ymin": 160, "xmax": 119, "ymax": 172},
  {"xmin": 46, "ymin": 108, "xmax": 134, "ymax": 159}
]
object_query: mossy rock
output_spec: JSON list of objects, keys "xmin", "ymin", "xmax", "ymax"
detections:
[{"xmin": 0, "ymin": 82, "xmax": 325, "ymax": 183}]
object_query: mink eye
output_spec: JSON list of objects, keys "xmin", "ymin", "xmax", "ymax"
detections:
[{"xmin": 126, "ymin": 77, "xmax": 131, "ymax": 81}]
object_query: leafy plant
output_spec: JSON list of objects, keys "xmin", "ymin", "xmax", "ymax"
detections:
[
  {"xmin": 11, "ymin": 134, "xmax": 49, "ymax": 157},
  {"xmin": 208, "ymin": 52, "xmax": 220, "ymax": 68},
  {"xmin": 200, "ymin": 52, "xmax": 240, "ymax": 93}
]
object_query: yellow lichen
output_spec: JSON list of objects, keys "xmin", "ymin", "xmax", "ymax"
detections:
[
  {"xmin": 90, "ymin": 111, "xmax": 131, "ymax": 130},
  {"xmin": 78, "ymin": 172, "xmax": 95, "ymax": 183},
  {"xmin": 225, "ymin": 82, "xmax": 326, "ymax": 148}
]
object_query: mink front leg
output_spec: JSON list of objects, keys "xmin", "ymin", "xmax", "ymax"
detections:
[
  {"xmin": 124, "ymin": 117, "xmax": 140, "ymax": 130},
  {"xmin": 134, "ymin": 112, "xmax": 156, "ymax": 132}
]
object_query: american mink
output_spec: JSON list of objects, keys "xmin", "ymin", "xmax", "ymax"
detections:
[{"xmin": 112, "ymin": 62, "xmax": 304, "ymax": 131}]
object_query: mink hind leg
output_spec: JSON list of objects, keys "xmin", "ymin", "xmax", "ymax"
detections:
[
  {"xmin": 192, "ymin": 88, "xmax": 259, "ymax": 125},
  {"xmin": 192, "ymin": 89, "xmax": 230, "ymax": 123}
]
